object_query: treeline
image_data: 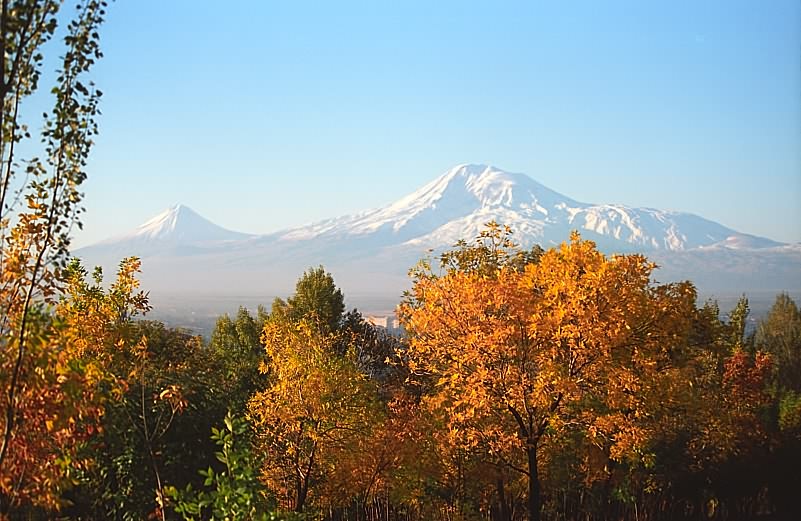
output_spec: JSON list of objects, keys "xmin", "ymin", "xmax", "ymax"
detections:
[{"xmin": 0, "ymin": 225, "xmax": 799, "ymax": 521}]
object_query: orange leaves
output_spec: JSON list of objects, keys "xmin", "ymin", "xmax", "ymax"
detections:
[
  {"xmin": 0, "ymin": 312, "xmax": 104, "ymax": 511},
  {"xmin": 401, "ymin": 227, "xmax": 701, "ymax": 518},
  {"xmin": 720, "ymin": 349, "xmax": 773, "ymax": 440},
  {"xmin": 0, "ymin": 257, "xmax": 151, "ymax": 511},
  {"xmin": 723, "ymin": 350, "xmax": 772, "ymax": 394}
]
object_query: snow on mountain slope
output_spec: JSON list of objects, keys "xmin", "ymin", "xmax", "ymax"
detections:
[
  {"xmin": 86, "ymin": 165, "xmax": 781, "ymax": 256},
  {"xmin": 280, "ymin": 165, "xmax": 576, "ymax": 241},
  {"xmin": 77, "ymin": 204, "xmax": 254, "ymax": 262},
  {"xmin": 275, "ymin": 164, "xmax": 773, "ymax": 252},
  {"xmin": 101, "ymin": 204, "xmax": 252, "ymax": 245}
]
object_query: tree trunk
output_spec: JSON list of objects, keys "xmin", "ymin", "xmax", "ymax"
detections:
[
  {"xmin": 295, "ymin": 476, "xmax": 307, "ymax": 513},
  {"xmin": 296, "ymin": 445, "xmax": 315, "ymax": 512},
  {"xmin": 147, "ymin": 443, "xmax": 166, "ymax": 521},
  {"xmin": 496, "ymin": 477, "xmax": 513, "ymax": 521},
  {"xmin": 527, "ymin": 444, "xmax": 541, "ymax": 521}
]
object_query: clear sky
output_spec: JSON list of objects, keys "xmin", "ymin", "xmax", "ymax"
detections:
[{"xmin": 66, "ymin": 0, "xmax": 800, "ymax": 247}]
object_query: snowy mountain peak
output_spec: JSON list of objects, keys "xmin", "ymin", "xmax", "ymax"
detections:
[
  {"xmin": 85, "ymin": 165, "xmax": 787, "ymax": 259},
  {"xmin": 282, "ymin": 164, "xmax": 581, "ymax": 241},
  {"xmin": 276, "ymin": 164, "xmax": 784, "ymax": 252},
  {"xmin": 100, "ymin": 204, "xmax": 252, "ymax": 246},
  {"xmin": 400, "ymin": 163, "xmax": 578, "ymax": 211},
  {"xmin": 135, "ymin": 204, "xmax": 191, "ymax": 239}
]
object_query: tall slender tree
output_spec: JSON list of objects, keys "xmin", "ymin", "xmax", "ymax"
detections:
[{"xmin": 0, "ymin": 0, "xmax": 107, "ymax": 511}]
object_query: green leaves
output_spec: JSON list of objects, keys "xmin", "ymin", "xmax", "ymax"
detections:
[
  {"xmin": 168, "ymin": 412, "xmax": 275, "ymax": 521},
  {"xmin": 281, "ymin": 266, "xmax": 345, "ymax": 334}
]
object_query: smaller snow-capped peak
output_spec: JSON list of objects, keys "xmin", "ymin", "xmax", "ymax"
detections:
[
  {"xmin": 100, "ymin": 204, "xmax": 252, "ymax": 246},
  {"xmin": 698, "ymin": 234, "xmax": 785, "ymax": 251}
]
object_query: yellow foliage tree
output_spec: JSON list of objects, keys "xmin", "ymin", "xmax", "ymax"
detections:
[
  {"xmin": 249, "ymin": 318, "xmax": 382, "ymax": 513},
  {"xmin": 400, "ymin": 226, "xmax": 697, "ymax": 521},
  {"xmin": 0, "ymin": 257, "xmax": 148, "ymax": 514}
]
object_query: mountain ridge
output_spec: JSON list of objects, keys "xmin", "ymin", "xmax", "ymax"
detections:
[
  {"xmin": 264, "ymin": 164, "xmax": 783, "ymax": 252},
  {"xmin": 76, "ymin": 164, "xmax": 799, "ymax": 298}
]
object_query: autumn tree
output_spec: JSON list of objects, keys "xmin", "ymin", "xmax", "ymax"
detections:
[
  {"xmin": 0, "ymin": 257, "xmax": 147, "ymax": 514},
  {"xmin": 400, "ymin": 226, "xmax": 697, "ymax": 521},
  {"xmin": 249, "ymin": 317, "xmax": 382, "ymax": 513},
  {"xmin": 627, "ymin": 296, "xmax": 788, "ymax": 519},
  {"xmin": 57, "ymin": 259, "xmax": 236, "ymax": 520},
  {"xmin": 0, "ymin": 0, "xmax": 108, "ymax": 511},
  {"xmin": 81, "ymin": 319, "xmax": 231, "ymax": 521}
]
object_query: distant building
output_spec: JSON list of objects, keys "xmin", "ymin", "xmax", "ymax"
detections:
[{"xmin": 366, "ymin": 315, "xmax": 396, "ymax": 330}]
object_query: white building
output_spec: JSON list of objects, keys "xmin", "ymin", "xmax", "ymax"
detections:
[{"xmin": 366, "ymin": 315, "xmax": 396, "ymax": 330}]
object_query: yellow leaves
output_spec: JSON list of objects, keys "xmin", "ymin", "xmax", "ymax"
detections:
[
  {"xmin": 0, "ymin": 256, "xmax": 156, "ymax": 509},
  {"xmin": 249, "ymin": 316, "xmax": 385, "ymax": 510},
  {"xmin": 157, "ymin": 384, "xmax": 187, "ymax": 413},
  {"xmin": 0, "ymin": 314, "xmax": 106, "ymax": 510}
]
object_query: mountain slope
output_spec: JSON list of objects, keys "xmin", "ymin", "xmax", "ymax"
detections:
[
  {"xmin": 80, "ymin": 204, "xmax": 254, "ymax": 260},
  {"xmin": 75, "ymin": 165, "xmax": 799, "ymax": 301},
  {"xmin": 103, "ymin": 204, "xmax": 251, "ymax": 244},
  {"xmin": 273, "ymin": 164, "xmax": 781, "ymax": 252}
]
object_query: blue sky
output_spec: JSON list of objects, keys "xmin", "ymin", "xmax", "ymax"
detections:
[{"xmin": 66, "ymin": 0, "xmax": 800, "ymax": 246}]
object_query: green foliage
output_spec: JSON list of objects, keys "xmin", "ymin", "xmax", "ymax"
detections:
[
  {"xmin": 778, "ymin": 391, "xmax": 801, "ymax": 435},
  {"xmin": 437, "ymin": 220, "xmax": 544, "ymax": 276},
  {"xmin": 273, "ymin": 266, "xmax": 345, "ymax": 333},
  {"xmin": 167, "ymin": 412, "xmax": 291, "ymax": 521},
  {"xmin": 209, "ymin": 307, "xmax": 266, "ymax": 413},
  {"xmin": 727, "ymin": 295, "xmax": 753, "ymax": 351},
  {"xmin": 69, "ymin": 321, "xmax": 230, "ymax": 520},
  {"xmin": 757, "ymin": 292, "xmax": 801, "ymax": 391},
  {"xmin": 340, "ymin": 309, "xmax": 405, "ymax": 384}
]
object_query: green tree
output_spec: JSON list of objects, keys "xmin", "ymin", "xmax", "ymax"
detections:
[
  {"xmin": 755, "ymin": 293, "xmax": 801, "ymax": 516},
  {"xmin": 66, "ymin": 318, "xmax": 229, "ymax": 521},
  {"xmin": 340, "ymin": 309, "xmax": 405, "ymax": 384},
  {"xmin": 271, "ymin": 267, "xmax": 345, "ymax": 334},
  {"xmin": 167, "ymin": 412, "xmax": 277, "ymax": 521},
  {"xmin": 209, "ymin": 306, "xmax": 267, "ymax": 413},
  {"xmin": 727, "ymin": 295, "xmax": 754, "ymax": 352},
  {"xmin": 756, "ymin": 293, "xmax": 801, "ymax": 391}
]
